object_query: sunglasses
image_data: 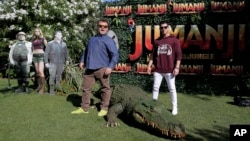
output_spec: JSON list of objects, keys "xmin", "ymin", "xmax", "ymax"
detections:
[
  {"xmin": 160, "ymin": 25, "xmax": 169, "ymax": 30},
  {"xmin": 98, "ymin": 25, "xmax": 108, "ymax": 29}
]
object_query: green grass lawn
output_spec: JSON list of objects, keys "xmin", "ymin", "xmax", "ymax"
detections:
[{"xmin": 0, "ymin": 79, "xmax": 249, "ymax": 141}]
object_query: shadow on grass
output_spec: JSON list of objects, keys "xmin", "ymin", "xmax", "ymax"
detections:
[
  {"xmin": 117, "ymin": 116, "xmax": 229, "ymax": 141},
  {"xmin": 184, "ymin": 125, "xmax": 229, "ymax": 141},
  {"xmin": 227, "ymin": 96, "xmax": 250, "ymax": 107},
  {"xmin": 0, "ymin": 85, "xmax": 39, "ymax": 95},
  {"xmin": 66, "ymin": 94, "xmax": 82, "ymax": 107},
  {"xmin": 0, "ymin": 86, "xmax": 16, "ymax": 94},
  {"xmin": 66, "ymin": 93, "xmax": 97, "ymax": 108}
]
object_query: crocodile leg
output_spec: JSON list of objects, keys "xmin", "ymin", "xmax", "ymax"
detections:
[{"xmin": 106, "ymin": 102, "xmax": 124, "ymax": 127}]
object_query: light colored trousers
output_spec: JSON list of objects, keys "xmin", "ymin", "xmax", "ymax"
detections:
[{"xmin": 152, "ymin": 72, "xmax": 177, "ymax": 109}]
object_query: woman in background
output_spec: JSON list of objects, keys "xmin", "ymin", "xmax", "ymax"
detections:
[{"xmin": 31, "ymin": 27, "xmax": 47, "ymax": 94}]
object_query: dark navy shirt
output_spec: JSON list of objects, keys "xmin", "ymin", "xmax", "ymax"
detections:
[{"xmin": 80, "ymin": 34, "xmax": 119, "ymax": 69}]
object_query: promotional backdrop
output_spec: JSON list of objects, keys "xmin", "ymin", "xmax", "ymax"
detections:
[{"xmin": 100, "ymin": 0, "xmax": 250, "ymax": 94}]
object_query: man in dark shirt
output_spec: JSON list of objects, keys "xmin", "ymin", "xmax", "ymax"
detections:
[
  {"xmin": 44, "ymin": 31, "xmax": 70, "ymax": 95},
  {"xmin": 147, "ymin": 21, "xmax": 182, "ymax": 115},
  {"xmin": 71, "ymin": 18, "xmax": 119, "ymax": 117}
]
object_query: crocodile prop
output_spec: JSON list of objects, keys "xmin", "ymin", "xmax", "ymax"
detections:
[{"xmin": 105, "ymin": 84, "xmax": 186, "ymax": 139}]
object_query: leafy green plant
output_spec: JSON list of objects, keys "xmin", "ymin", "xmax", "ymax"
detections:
[
  {"xmin": 112, "ymin": 12, "xmax": 122, "ymax": 27},
  {"xmin": 0, "ymin": 0, "xmax": 100, "ymax": 64},
  {"xmin": 63, "ymin": 63, "xmax": 101, "ymax": 93},
  {"xmin": 190, "ymin": 14, "xmax": 202, "ymax": 24},
  {"xmin": 64, "ymin": 63, "xmax": 83, "ymax": 92}
]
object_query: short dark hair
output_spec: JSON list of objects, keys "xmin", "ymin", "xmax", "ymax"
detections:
[
  {"xmin": 98, "ymin": 18, "xmax": 110, "ymax": 27},
  {"xmin": 55, "ymin": 30, "xmax": 62, "ymax": 35},
  {"xmin": 159, "ymin": 21, "xmax": 168, "ymax": 26}
]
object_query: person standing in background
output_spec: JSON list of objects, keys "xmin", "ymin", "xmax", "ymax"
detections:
[
  {"xmin": 31, "ymin": 27, "xmax": 47, "ymax": 94},
  {"xmin": 9, "ymin": 31, "xmax": 33, "ymax": 93},
  {"xmin": 71, "ymin": 18, "xmax": 119, "ymax": 117},
  {"xmin": 44, "ymin": 31, "xmax": 70, "ymax": 95},
  {"xmin": 147, "ymin": 21, "xmax": 182, "ymax": 115}
]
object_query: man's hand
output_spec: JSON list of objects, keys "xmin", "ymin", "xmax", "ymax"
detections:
[
  {"xmin": 66, "ymin": 61, "xmax": 69, "ymax": 65},
  {"xmin": 173, "ymin": 68, "xmax": 180, "ymax": 76},
  {"xmin": 104, "ymin": 67, "xmax": 112, "ymax": 76},
  {"xmin": 79, "ymin": 62, "xmax": 84, "ymax": 70},
  {"xmin": 147, "ymin": 66, "xmax": 152, "ymax": 75}
]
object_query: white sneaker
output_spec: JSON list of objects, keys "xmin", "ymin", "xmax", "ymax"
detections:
[{"xmin": 172, "ymin": 108, "xmax": 178, "ymax": 115}]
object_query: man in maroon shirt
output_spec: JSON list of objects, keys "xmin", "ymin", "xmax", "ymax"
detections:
[{"xmin": 147, "ymin": 21, "xmax": 182, "ymax": 115}]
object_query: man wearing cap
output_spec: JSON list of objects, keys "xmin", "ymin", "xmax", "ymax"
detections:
[{"xmin": 9, "ymin": 31, "xmax": 33, "ymax": 93}]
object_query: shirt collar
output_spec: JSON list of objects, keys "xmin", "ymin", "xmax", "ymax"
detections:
[{"xmin": 95, "ymin": 34, "xmax": 107, "ymax": 37}]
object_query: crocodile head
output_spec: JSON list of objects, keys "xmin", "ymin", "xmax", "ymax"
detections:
[{"xmin": 132, "ymin": 99, "xmax": 186, "ymax": 139}]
